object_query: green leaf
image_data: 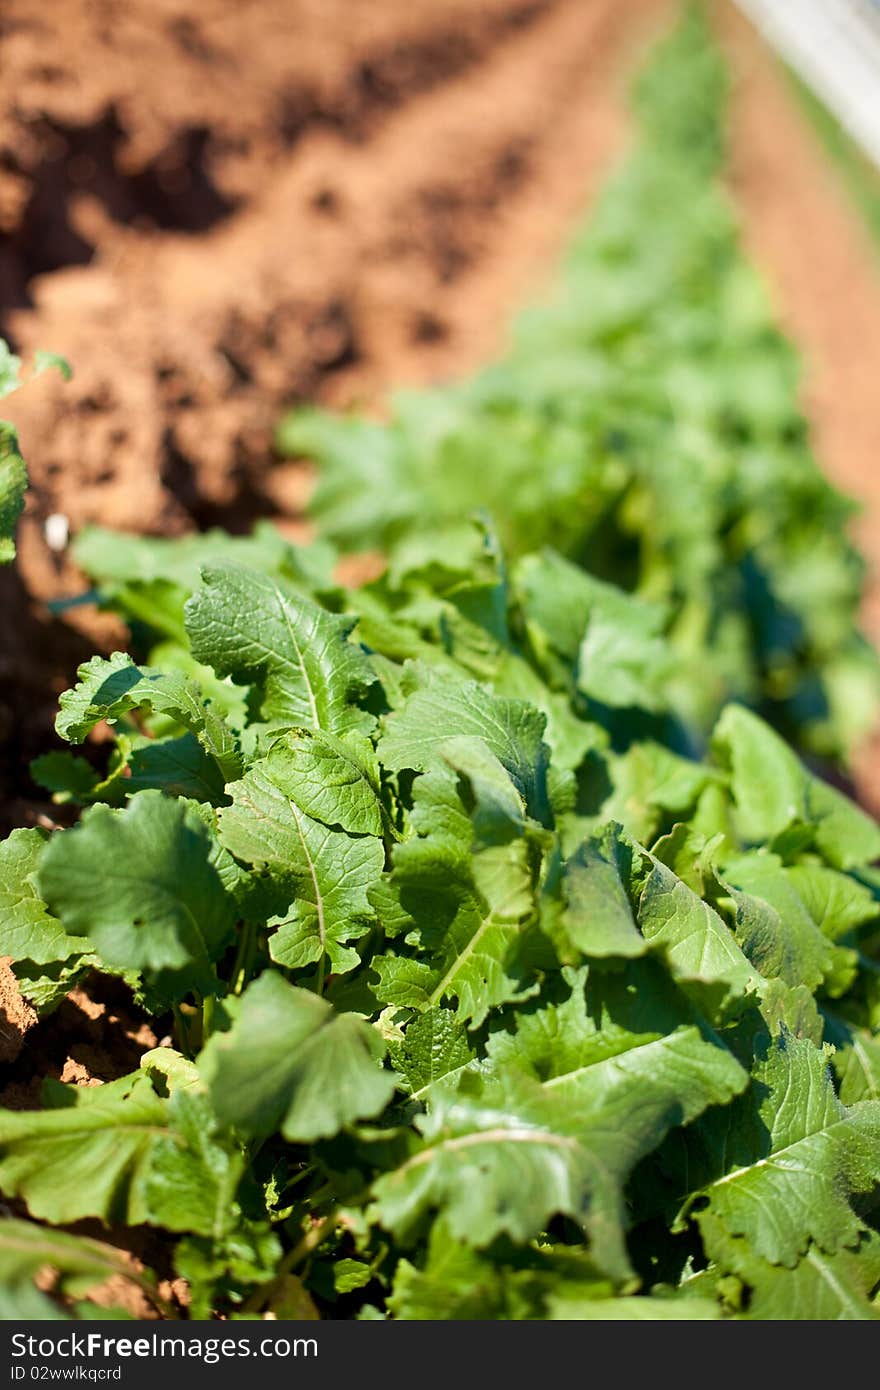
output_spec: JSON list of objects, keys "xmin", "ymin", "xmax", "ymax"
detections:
[
  {"xmin": 601, "ymin": 741, "xmax": 718, "ymax": 844},
  {"xmin": 0, "ymin": 421, "xmax": 26, "ymax": 564},
  {"xmin": 185, "ymin": 564, "xmax": 375, "ymax": 734},
  {"xmin": 75, "ymin": 518, "xmax": 327, "ymax": 597},
  {"xmin": 199, "ymin": 972, "xmax": 396, "ymax": 1142},
  {"xmin": 174, "ymin": 1223, "xmax": 282, "ymax": 1321},
  {"xmin": 717, "ymin": 853, "xmax": 845, "ymax": 992},
  {"xmin": 784, "ymin": 864, "xmax": 878, "ymax": 941},
  {"xmin": 139, "ymin": 1046, "xmax": 201, "ymax": 1094},
  {"xmin": 713, "ymin": 705, "xmax": 880, "ymax": 868},
  {"xmin": 694, "ymin": 1031, "xmax": 880, "ymax": 1267},
  {"xmin": 258, "ymin": 728, "xmax": 384, "ymax": 836},
  {"xmin": 637, "ymin": 854, "xmax": 759, "ymax": 1016},
  {"xmin": 0, "ymin": 1075, "xmax": 167, "ymax": 1224},
  {"xmin": 30, "ymin": 752, "xmax": 104, "ymax": 805},
  {"xmin": 515, "ymin": 550, "xmax": 673, "ymax": 712},
  {"xmin": 218, "ymin": 749, "xmax": 384, "ymax": 975},
  {"xmin": 387, "ymin": 1225, "xmax": 598, "ymax": 1320},
  {"xmin": 545, "ymin": 1291, "xmax": 720, "ymax": 1320},
  {"xmin": 759, "ymin": 978, "xmax": 824, "ymax": 1046},
  {"xmin": 378, "ymin": 674, "xmax": 551, "ymax": 826},
  {"xmin": 439, "ymin": 735, "xmax": 532, "ymax": 846},
  {"xmin": 126, "ymin": 732, "xmax": 230, "ymax": 804},
  {"xmin": 372, "ymin": 747, "xmax": 546, "ymax": 1025},
  {"xmin": 0, "ymin": 1219, "xmax": 147, "ymax": 1317},
  {"xmin": 375, "ymin": 788, "xmax": 539, "ymax": 1028},
  {"xmin": 0, "ymin": 829, "xmax": 93, "ymax": 969},
  {"xmin": 388, "ymin": 1230, "xmax": 519, "ymax": 1320},
  {"xmin": 33, "ymin": 350, "xmax": 72, "ymax": 382},
  {"xmin": 545, "ymin": 823, "xmax": 646, "ymax": 960},
  {"xmin": 372, "ymin": 966, "xmax": 745, "ymax": 1277},
  {"xmin": 0, "ymin": 829, "xmax": 99, "ymax": 1011},
  {"xmin": 142, "ymin": 1089, "xmax": 247, "ymax": 1237},
  {"xmin": 743, "ymin": 1242, "xmax": 880, "ymax": 1320},
  {"xmin": 56, "ymin": 652, "xmax": 243, "ymax": 792},
  {"xmin": 387, "ymin": 1007, "xmax": 477, "ymax": 1100},
  {"xmin": 333, "ymin": 1259, "xmax": 374, "ymax": 1295},
  {"xmin": 37, "ymin": 791, "xmax": 235, "ymax": 995},
  {"xmin": 706, "ymin": 1226, "xmax": 880, "ymax": 1320},
  {"xmin": 0, "ymin": 340, "xmax": 23, "ymax": 399},
  {"xmin": 12, "ymin": 958, "xmax": 97, "ymax": 1014},
  {"xmin": 823, "ymin": 1012, "xmax": 880, "ymax": 1105},
  {"xmin": 0, "ymin": 1286, "xmax": 68, "ymax": 1320}
]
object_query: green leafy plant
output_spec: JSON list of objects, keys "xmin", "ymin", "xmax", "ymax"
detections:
[
  {"xmin": 0, "ymin": 340, "xmax": 71, "ymax": 563},
  {"xmin": 2, "ymin": 524, "xmax": 879, "ymax": 1319},
  {"xmin": 2, "ymin": 5, "xmax": 879, "ymax": 1324},
  {"xmin": 277, "ymin": 6, "xmax": 878, "ymax": 764}
]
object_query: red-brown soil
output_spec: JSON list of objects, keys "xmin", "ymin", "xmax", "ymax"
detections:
[{"xmin": 0, "ymin": 0, "xmax": 672, "ymax": 835}]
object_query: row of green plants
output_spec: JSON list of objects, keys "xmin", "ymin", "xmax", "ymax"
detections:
[
  {"xmin": 278, "ymin": 5, "xmax": 878, "ymax": 764},
  {"xmin": 1, "ymin": 6, "xmax": 879, "ymax": 1320}
]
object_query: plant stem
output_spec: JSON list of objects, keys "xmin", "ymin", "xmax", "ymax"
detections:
[
  {"xmin": 201, "ymin": 993, "xmax": 215, "ymax": 1042},
  {"xmin": 282, "ymin": 1208, "xmax": 339, "ymax": 1273},
  {"xmin": 142, "ymin": 1281, "xmax": 179, "ymax": 1321},
  {"xmin": 315, "ymin": 953, "xmax": 326, "ymax": 997},
  {"xmin": 241, "ymin": 1208, "xmax": 339, "ymax": 1315},
  {"xmin": 231, "ymin": 920, "xmax": 256, "ymax": 996},
  {"xmin": 172, "ymin": 1004, "xmax": 192, "ymax": 1059}
]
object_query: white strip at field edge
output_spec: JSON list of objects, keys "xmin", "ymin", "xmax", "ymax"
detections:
[{"xmin": 733, "ymin": 0, "xmax": 880, "ymax": 168}]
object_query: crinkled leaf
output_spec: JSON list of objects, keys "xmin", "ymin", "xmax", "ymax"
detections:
[
  {"xmin": 186, "ymin": 564, "xmax": 375, "ymax": 734},
  {"xmin": 694, "ymin": 1031, "xmax": 880, "ymax": 1267},
  {"xmin": 378, "ymin": 675, "xmax": 551, "ymax": 826},
  {"xmin": 703, "ymin": 1223, "xmax": 880, "ymax": 1320},
  {"xmin": 56, "ymin": 652, "xmax": 242, "ymax": 791},
  {"xmin": 718, "ymin": 853, "xmax": 845, "ymax": 993},
  {"xmin": 387, "ymin": 1007, "xmax": 477, "ymax": 1100},
  {"xmin": 255, "ymin": 728, "xmax": 384, "ymax": 836},
  {"xmin": 375, "ymin": 837, "xmax": 538, "ymax": 1028},
  {"xmin": 743, "ymin": 1241, "xmax": 880, "ymax": 1321},
  {"xmin": 219, "ymin": 750, "xmax": 384, "ymax": 975},
  {"xmin": 637, "ymin": 854, "xmax": 758, "ymax": 1017}
]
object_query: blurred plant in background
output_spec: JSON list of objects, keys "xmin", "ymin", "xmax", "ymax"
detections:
[{"xmin": 277, "ymin": 6, "xmax": 878, "ymax": 765}]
